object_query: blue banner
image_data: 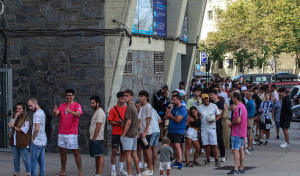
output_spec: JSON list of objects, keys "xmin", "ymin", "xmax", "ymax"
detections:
[
  {"xmin": 132, "ymin": 2, "xmax": 139, "ymax": 33},
  {"xmin": 139, "ymin": 0, "xmax": 154, "ymax": 35},
  {"xmin": 153, "ymin": 0, "xmax": 167, "ymax": 36}
]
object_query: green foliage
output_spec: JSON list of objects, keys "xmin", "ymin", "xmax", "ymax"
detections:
[{"xmin": 203, "ymin": 0, "xmax": 300, "ymax": 68}]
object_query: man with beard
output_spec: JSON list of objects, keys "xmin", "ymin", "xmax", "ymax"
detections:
[
  {"xmin": 28, "ymin": 98, "xmax": 47, "ymax": 176},
  {"xmin": 186, "ymin": 87, "xmax": 202, "ymax": 111},
  {"xmin": 89, "ymin": 96, "xmax": 106, "ymax": 176}
]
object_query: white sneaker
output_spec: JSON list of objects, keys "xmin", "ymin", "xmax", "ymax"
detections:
[
  {"xmin": 280, "ymin": 142, "xmax": 290, "ymax": 148},
  {"xmin": 210, "ymin": 157, "xmax": 215, "ymax": 162},
  {"xmin": 141, "ymin": 169, "xmax": 153, "ymax": 175},
  {"xmin": 136, "ymin": 174, "xmax": 142, "ymax": 176},
  {"xmin": 201, "ymin": 149, "xmax": 205, "ymax": 154},
  {"xmin": 252, "ymin": 141, "xmax": 256, "ymax": 145},
  {"xmin": 111, "ymin": 170, "xmax": 117, "ymax": 176},
  {"xmin": 221, "ymin": 157, "xmax": 226, "ymax": 162},
  {"xmin": 119, "ymin": 170, "xmax": 128, "ymax": 176},
  {"xmin": 245, "ymin": 149, "xmax": 252, "ymax": 155}
]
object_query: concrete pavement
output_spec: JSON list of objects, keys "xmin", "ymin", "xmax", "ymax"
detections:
[{"xmin": 1, "ymin": 142, "xmax": 300, "ymax": 176}]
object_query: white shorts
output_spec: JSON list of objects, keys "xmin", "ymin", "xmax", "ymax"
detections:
[
  {"xmin": 201, "ymin": 129, "xmax": 217, "ymax": 146},
  {"xmin": 159, "ymin": 162, "xmax": 171, "ymax": 170},
  {"xmin": 58, "ymin": 134, "xmax": 79, "ymax": 149},
  {"xmin": 186, "ymin": 127, "xmax": 198, "ymax": 141}
]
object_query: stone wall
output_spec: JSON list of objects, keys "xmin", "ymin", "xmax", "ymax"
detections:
[
  {"xmin": 1, "ymin": 0, "xmax": 106, "ymax": 153},
  {"xmin": 121, "ymin": 50, "xmax": 165, "ymax": 104}
]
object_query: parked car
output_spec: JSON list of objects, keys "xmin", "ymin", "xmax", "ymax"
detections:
[
  {"xmin": 291, "ymin": 105, "xmax": 300, "ymax": 122},
  {"xmin": 268, "ymin": 73, "xmax": 300, "ymax": 93},
  {"xmin": 289, "ymin": 85, "xmax": 300, "ymax": 99},
  {"xmin": 232, "ymin": 73, "xmax": 274, "ymax": 84}
]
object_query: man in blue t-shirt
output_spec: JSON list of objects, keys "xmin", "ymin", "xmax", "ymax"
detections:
[
  {"xmin": 165, "ymin": 94, "xmax": 187, "ymax": 170},
  {"xmin": 246, "ymin": 91, "xmax": 255, "ymax": 153}
]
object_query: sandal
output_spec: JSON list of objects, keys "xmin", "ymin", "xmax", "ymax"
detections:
[
  {"xmin": 55, "ymin": 173, "xmax": 67, "ymax": 176},
  {"xmin": 186, "ymin": 162, "xmax": 194, "ymax": 167},
  {"xmin": 193, "ymin": 162, "xmax": 201, "ymax": 166}
]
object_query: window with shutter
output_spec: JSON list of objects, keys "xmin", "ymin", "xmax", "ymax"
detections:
[
  {"xmin": 124, "ymin": 52, "xmax": 133, "ymax": 74},
  {"xmin": 154, "ymin": 52, "xmax": 164, "ymax": 74}
]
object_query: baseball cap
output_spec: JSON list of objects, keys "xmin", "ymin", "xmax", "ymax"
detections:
[
  {"xmin": 201, "ymin": 93, "xmax": 209, "ymax": 99},
  {"xmin": 241, "ymin": 86, "xmax": 247, "ymax": 91}
]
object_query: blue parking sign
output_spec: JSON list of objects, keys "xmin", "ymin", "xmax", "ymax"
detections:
[
  {"xmin": 201, "ymin": 52, "xmax": 207, "ymax": 64},
  {"xmin": 196, "ymin": 64, "xmax": 200, "ymax": 71}
]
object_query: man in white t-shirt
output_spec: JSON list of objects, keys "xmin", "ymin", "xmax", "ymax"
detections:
[
  {"xmin": 89, "ymin": 96, "xmax": 106, "ymax": 176},
  {"xmin": 139, "ymin": 90, "xmax": 153, "ymax": 175},
  {"xmin": 197, "ymin": 94, "xmax": 221, "ymax": 168},
  {"xmin": 28, "ymin": 98, "xmax": 47, "ymax": 176},
  {"xmin": 175, "ymin": 81, "xmax": 186, "ymax": 99}
]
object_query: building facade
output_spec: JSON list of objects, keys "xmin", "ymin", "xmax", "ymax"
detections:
[{"xmin": 0, "ymin": 0, "xmax": 207, "ymax": 154}]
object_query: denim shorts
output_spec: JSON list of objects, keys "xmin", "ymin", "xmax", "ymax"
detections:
[
  {"xmin": 275, "ymin": 121, "xmax": 280, "ymax": 128},
  {"xmin": 89, "ymin": 140, "xmax": 103, "ymax": 157},
  {"xmin": 231, "ymin": 136, "xmax": 244, "ymax": 150},
  {"xmin": 150, "ymin": 132, "xmax": 160, "ymax": 146}
]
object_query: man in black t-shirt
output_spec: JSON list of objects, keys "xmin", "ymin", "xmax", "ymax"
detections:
[
  {"xmin": 209, "ymin": 89, "xmax": 226, "ymax": 163},
  {"xmin": 279, "ymin": 87, "xmax": 292, "ymax": 148}
]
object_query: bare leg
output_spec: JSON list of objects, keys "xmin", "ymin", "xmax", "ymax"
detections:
[
  {"xmin": 239, "ymin": 147, "xmax": 245, "ymax": 170},
  {"xmin": 174, "ymin": 143, "xmax": 182, "ymax": 162},
  {"xmin": 95, "ymin": 157, "xmax": 99, "ymax": 174},
  {"xmin": 283, "ymin": 128, "xmax": 290, "ymax": 144},
  {"xmin": 132, "ymin": 151, "xmax": 141, "ymax": 174},
  {"xmin": 192, "ymin": 141, "xmax": 201, "ymax": 163},
  {"xmin": 205, "ymin": 145, "xmax": 210, "ymax": 160},
  {"xmin": 151, "ymin": 146, "xmax": 158, "ymax": 169},
  {"xmin": 185, "ymin": 138, "xmax": 192, "ymax": 164},
  {"xmin": 124, "ymin": 150, "xmax": 132, "ymax": 175},
  {"xmin": 212, "ymin": 145, "xmax": 218, "ymax": 159},
  {"xmin": 120, "ymin": 147, "xmax": 125, "ymax": 162},
  {"xmin": 59, "ymin": 148, "xmax": 67, "ymax": 175},
  {"xmin": 143, "ymin": 148, "xmax": 152, "ymax": 170},
  {"xmin": 166, "ymin": 169, "xmax": 170, "ymax": 176},
  {"xmin": 232, "ymin": 149, "xmax": 240, "ymax": 171},
  {"xmin": 266, "ymin": 131, "xmax": 270, "ymax": 140},
  {"xmin": 111, "ymin": 148, "xmax": 118, "ymax": 165},
  {"xmin": 72, "ymin": 149, "xmax": 82, "ymax": 176}
]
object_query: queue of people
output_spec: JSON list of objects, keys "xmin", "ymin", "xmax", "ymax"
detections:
[{"xmin": 7, "ymin": 76, "xmax": 293, "ymax": 176}]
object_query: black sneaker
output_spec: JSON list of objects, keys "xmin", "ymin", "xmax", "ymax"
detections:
[
  {"xmin": 276, "ymin": 136, "xmax": 280, "ymax": 139},
  {"xmin": 264, "ymin": 141, "xmax": 268, "ymax": 145},
  {"xmin": 227, "ymin": 169, "xmax": 239, "ymax": 175},
  {"xmin": 238, "ymin": 169, "xmax": 245, "ymax": 174},
  {"xmin": 258, "ymin": 141, "xmax": 263, "ymax": 146}
]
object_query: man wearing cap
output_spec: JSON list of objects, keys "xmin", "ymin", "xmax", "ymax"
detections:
[
  {"xmin": 197, "ymin": 94, "xmax": 221, "ymax": 167},
  {"xmin": 175, "ymin": 82, "xmax": 186, "ymax": 99}
]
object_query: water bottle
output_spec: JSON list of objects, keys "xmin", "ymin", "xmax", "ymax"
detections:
[{"xmin": 142, "ymin": 137, "xmax": 148, "ymax": 146}]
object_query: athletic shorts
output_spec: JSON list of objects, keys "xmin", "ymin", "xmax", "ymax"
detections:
[
  {"xmin": 120, "ymin": 135, "xmax": 138, "ymax": 151},
  {"xmin": 89, "ymin": 140, "xmax": 103, "ymax": 157},
  {"xmin": 150, "ymin": 132, "xmax": 160, "ymax": 146},
  {"xmin": 186, "ymin": 127, "xmax": 198, "ymax": 141},
  {"xmin": 112, "ymin": 135, "xmax": 123, "ymax": 149},
  {"xmin": 280, "ymin": 120, "xmax": 291, "ymax": 129},
  {"xmin": 231, "ymin": 136, "xmax": 244, "ymax": 150},
  {"xmin": 168, "ymin": 133, "xmax": 184, "ymax": 144},
  {"xmin": 260, "ymin": 119, "xmax": 271, "ymax": 131},
  {"xmin": 140, "ymin": 134, "xmax": 152, "ymax": 149},
  {"xmin": 58, "ymin": 134, "xmax": 78, "ymax": 149},
  {"xmin": 159, "ymin": 162, "xmax": 171, "ymax": 170},
  {"xmin": 201, "ymin": 129, "xmax": 217, "ymax": 146}
]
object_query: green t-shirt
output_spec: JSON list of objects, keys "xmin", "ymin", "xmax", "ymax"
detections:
[{"xmin": 186, "ymin": 97, "xmax": 202, "ymax": 110}]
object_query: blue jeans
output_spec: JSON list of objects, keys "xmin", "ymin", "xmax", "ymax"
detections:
[
  {"xmin": 30, "ymin": 143, "xmax": 46, "ymax": 176},
  {"xmin": 12, "ymin": 146, "xmax": 31, "ymax": 174}
]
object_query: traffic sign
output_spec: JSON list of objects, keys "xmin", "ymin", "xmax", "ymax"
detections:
[
  {"xmin": 201, "ymin": 52, "xmax": 207, "ymax": 65},
  {"xmin": 196, "ymin": 64, "xmax": 201, "ymax": 71}
]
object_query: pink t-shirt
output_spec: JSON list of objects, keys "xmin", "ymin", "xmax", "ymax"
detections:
[
  {"xmin": 232, "ymin": 103, "xmax": 248, "ymax": 138},
  {"xmin": 58, "ymin": 102, "xmax": 83, "ymax": 135}
]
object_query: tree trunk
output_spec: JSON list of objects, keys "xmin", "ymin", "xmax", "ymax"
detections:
[{"xmin": 293, "ymin": 52, "xmax": 298, "ymax": 74}]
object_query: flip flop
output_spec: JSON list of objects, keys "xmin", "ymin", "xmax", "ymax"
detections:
[{"xmin": 55, "ymin": 173, "xmax": 67, "ymax": 176}]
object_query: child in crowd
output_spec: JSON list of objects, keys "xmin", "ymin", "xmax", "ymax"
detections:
[{"xmin": 157, "ymin": 137, "xmax": 173, "ymax": 176}]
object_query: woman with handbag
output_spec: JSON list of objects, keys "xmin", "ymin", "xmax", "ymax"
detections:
[{"xmin": 8, "ymin": 102, "xmax": 32, "ymax": 176}]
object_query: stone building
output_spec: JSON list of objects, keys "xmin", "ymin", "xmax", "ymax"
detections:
[{"xmin": 0, "ymin": 0, "xmax": 207, "ymax": 154}]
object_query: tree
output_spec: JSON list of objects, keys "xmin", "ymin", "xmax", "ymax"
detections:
[{"xmin": 203, "ymin": 0, "xmax": 300, "ymax": 73}]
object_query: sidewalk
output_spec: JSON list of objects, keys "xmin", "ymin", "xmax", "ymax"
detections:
[{"xmin": 1, "ymin": 143, "xmax": 300, "ymax": 176}]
